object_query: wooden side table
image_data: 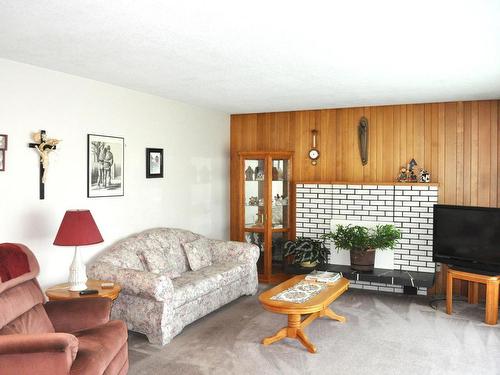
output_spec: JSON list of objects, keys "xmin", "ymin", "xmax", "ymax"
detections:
[
  {"xmin": 446, "ymin": 268, "xmax": 500, "ymax": 325},
  {"xmin": 45, "ymin": 279, "xmax": 121, "ymax": 301}
]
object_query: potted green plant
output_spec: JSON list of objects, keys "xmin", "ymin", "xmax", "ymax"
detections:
[
  {"xmin": 323, "ymin": 224, "xmax": 401, "ymax": 272},
  {"xmin": 283, "ymin": 237, "xmax": 330, "ymax": 268}
]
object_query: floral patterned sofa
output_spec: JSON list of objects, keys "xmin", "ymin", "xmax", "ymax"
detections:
[{"xmin": 87, "ymin": 228, "xmax": 259, "ymax": 345}]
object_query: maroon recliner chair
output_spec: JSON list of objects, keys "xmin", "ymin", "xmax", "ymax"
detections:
[{"xmin": 0, "ymin": 243, "xmax": 129, "ymax": 375}]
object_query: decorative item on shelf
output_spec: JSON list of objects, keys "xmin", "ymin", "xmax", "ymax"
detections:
[
  {"xmin": 28, "ymin": 130, "xmax": 61, "ymax": 199},
  {"xmin": 408, "ymin": 158, "xmax": 418, "ymax": 182},
  {"xmin": 308, "ymin": 129, "xmax": 320, "ymax": 165},
  {"xmin": 283, "ymin": 237, "xmax": 330, "ymax": 268},
  {"xmin": 248, "ymin": 196, "xmax": 258, "ymax": 206},
  {"xmin": 358, "ymin": 116, "xmax": 369, "ymax": 165},
  {"xmin": 274, "ymin": 194, "xmax": 283, "ymax": 206},
  {"xmin": 0, "ymin": 134, "xmax": 7, "ymax": 172},
  {"xmin": 246, "ymin": 232, "xmax": 263, "ymax": 253},
  {"xmin": 254, "ymin": 166, "xmax": 264, "ymax": 181},
  {"xmin": 396, "ymin": 158, "xmax": 421, "ymax": 182},
  {"xmin": 53, "ymin": 210, "xmax": 104, "ymax": 291},
  {"xmin": 419, "ymin": 168, "xmax": 431, "ymax": 183},
  {"xmin": 273, "ymin": 194, "xmax": 288, "ymax": 206},
  {"xmin": 277, "ymin": 161, "xmax": 284, "ymax": 180},
  {"xmin": 254, "ymin": 212, "xmax": 264, "ymax": 226},
  {"xmin": 323, "ymin": 224, "xmax": 400, "ymax": 272},
  {"xmin": 396, "ymin": 167, "xmax": 408, "ymax": 182},
  {"xmin": 245, "ymin": 166, "xmax": 254, "ymax": 180},
  {"xmin": 87, "ymin": 134, "xmax": 124, "ymax": 198},
  {"xmin": 272, "ymin": 166, "xmax": 279, "ymax": 180},
  {"xmin": 146, "ymin": 148, "xmax": 164, "ymax": 178}
]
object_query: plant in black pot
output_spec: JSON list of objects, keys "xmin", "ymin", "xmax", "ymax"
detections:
[
  {"xmin": 283, "ymin": 237, "xmax": 330, "ymax": 268},
  {"xmin": 323, "ymin": 224, "xmax": 401, "ymax": 272}
]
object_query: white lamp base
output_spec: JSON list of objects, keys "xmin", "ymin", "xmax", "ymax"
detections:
[{"xmin": 68, "ymin": 246, "xmax": 87, "ymax": 291}]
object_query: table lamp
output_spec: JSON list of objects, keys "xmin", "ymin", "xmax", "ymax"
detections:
[{"xmin": 54, "ymin": 210, "xmax": 103, "ymax": 291}]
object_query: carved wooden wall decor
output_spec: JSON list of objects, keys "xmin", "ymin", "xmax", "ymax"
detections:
[{"xmin": 358, "ymin": 116, "xmax": 368, "ymax": 165}]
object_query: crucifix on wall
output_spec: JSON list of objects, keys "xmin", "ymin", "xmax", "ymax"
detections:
[{"xmin": 28, "ymin": 130, "xmax": 61, "ymax": 199}]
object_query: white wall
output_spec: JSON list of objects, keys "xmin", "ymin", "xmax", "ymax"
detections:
[{"xmin": 0, "ymin": 59, "xmax": 230, "ymax": 288}]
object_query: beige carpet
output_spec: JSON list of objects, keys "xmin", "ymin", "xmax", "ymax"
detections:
[{"xmin": 128, "ymin": 287, "xmax": 500, "ymax": 375}]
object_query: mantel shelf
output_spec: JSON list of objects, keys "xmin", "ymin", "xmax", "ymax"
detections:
[{"xmin": 294, "ymin": 180, "xmax": 439, "ymax": 187}]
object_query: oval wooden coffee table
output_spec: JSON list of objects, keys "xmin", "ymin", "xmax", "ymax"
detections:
[{"xmin": 259, "ymin": 274, "xmax": 349, "ymax": 353}]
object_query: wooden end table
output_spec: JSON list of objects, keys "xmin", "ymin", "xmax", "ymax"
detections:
[
  {"xmin": 45, "ymin": 279, "xmax": 121, "ymax": 301},
  {"xmin": 259, "ymin": 275, "xmax": 349, "ymax": 353},
  {"xmin": 446, "ymin": 268, "xmax": 500, "ymax": 325}
]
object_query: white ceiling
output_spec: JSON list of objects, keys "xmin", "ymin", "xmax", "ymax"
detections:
[{"xmin": 0, "ymin": 1, "xmax": 499, "ymax": 114}]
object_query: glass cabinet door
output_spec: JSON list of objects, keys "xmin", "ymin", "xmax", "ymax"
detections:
[{"xmin": 271, "ymin": 159, "xmax": 290, "ymax": 275}]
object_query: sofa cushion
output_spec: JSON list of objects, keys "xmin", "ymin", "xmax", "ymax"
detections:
[
  {"xmin": 171, "ymin": 262, "xmax": 243, "ymax": 308},
  {"xmin": 137, "ymin": 228, "xmax": 197, "ymax": 274},
  {"xmin": 183, "ymin": 238, "xmax": 213, "ymax": 271},
  {"xmin": 70, "ymin": 320, "xmax": 127, "ymax": 375},
  {"xmin": 141, "ymin": 247, "xmax": 181, "ymax": 279}
]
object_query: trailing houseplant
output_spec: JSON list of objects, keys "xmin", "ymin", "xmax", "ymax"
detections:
[
  {"xmin": 323, "ymin": 224, "xmax": 401, "ymax": 272},
  {"xmin": 283, "ymin": 237, "xmax": 330, "ymax": 268}
]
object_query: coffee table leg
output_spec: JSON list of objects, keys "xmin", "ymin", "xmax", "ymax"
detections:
[
  {"xmin": 262, "ymin": 314, "xmax": 318, "ymax": 353},
  {"xmin": 296, "ymin": 329, "xmax": 317, "ymax": 353},
  {"xmin": 262, "ymin": 327, "xmax": 287, "ymax": 346},
  {"xmin": 323, "ymin": 307, "xmax": 346, "ymax": 323}
]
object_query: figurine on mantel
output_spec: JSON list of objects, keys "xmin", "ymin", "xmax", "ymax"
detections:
[
  {"xmin": 397, "ymin": 159, "xmax": 430, "ymax": 183},
  {"xmin": 419, "ymin": 169, "xmax": 431, "ymax": 183}
]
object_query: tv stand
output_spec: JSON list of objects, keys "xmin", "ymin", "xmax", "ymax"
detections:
[
  {"xmin": 450, "ymin": 265, "xmax": 500, "ymax": 277},
  {"xmin": 446, "ymin": 268, "xmax": 500, "ymax": 325}
]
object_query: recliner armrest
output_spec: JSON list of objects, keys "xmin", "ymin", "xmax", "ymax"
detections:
[
  {"xmin": 87, "ymin": 263, "xmax": 174, "ymax": 302},
  {"xmin": 44, "ymin": 297, "xmax": 111, "ymax": 333},
  {"xmin": 0, "ymin": 333, "xmax": 78, "ymax": 375}
]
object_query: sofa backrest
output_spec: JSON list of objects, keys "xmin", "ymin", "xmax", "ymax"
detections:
[
  {"xmin": 94, "ymin": 228, "xmax": 202, "ymax": 274},
  {"xmin": 0, "ymin": 243, "xmax": 55, "ymax": 336},
  {"xmin": 94, "ymin": 234, "xmax": 146, "ymax": 270}
]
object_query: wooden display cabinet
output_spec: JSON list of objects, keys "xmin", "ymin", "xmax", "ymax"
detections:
[{"xmin": 237, "ymin": 152, "xmax": 295, "ymax": 283}]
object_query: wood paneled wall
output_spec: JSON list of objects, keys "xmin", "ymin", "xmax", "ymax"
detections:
[{"xmin": 231, "ymin": 100, "xmax": 500, "ymax": 293}]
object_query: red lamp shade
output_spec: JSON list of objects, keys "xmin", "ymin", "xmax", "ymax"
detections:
[{"xmin": 53, "ymin": 210, "xmax": 103, "ymax": 246}]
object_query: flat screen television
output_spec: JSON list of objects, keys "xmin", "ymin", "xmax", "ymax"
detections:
[{"xmin": 433, "ymin": 204, "xmax": 500, "ymax": 274}]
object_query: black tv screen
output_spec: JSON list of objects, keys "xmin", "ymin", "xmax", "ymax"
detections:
[{"xmin": 433, "ymin": 204, "xmax": 500, "ymax": 273}]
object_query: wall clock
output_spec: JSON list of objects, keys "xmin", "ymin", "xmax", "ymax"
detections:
[{"xmin": 309, "ymin": 129, "xmax": 320, "ymax": 165}]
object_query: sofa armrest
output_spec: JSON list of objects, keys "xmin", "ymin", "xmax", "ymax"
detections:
[
  {"xmin": 210, "ymin": 240, "xmax": 260, "ymax": 265},
  {"xmin": 0, "ymin": 333, "xmax": 78, "ymax": 375},
  {"xmin": 44, "ymin": 297, "xmax": 111, "ymax": 333},
  {"xmin": 87, "ymin": 262, "xmax": 174, "ymax": 302}
]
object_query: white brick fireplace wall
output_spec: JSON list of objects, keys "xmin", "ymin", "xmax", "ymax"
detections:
[{"xmin": 296, "ymin": 183, "xmax": 439, "ymax": 295}]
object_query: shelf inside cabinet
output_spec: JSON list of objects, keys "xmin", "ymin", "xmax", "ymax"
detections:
[
  {"xmin": 272, "ymin": 227, "xmax": 289, "ymax": 232},
  {"xmin": 244, "ymin": 226, "xmax": 265, "ymax": 232}
]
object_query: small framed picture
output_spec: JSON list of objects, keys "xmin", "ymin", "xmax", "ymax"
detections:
[
  {"xmin": 87, "ymin": 134, "xmax": 124, "ymax": 198},
  {"xmin": 0, "ymin": 150, "xmax": 4, "ymax": 171},
  {"xmin": 0, "ymin": 134, "xmax": 7, "ymax": 150},
  {"xmin": 146, "ymin": 148, "xmax": 164, "ymax": 178}
]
